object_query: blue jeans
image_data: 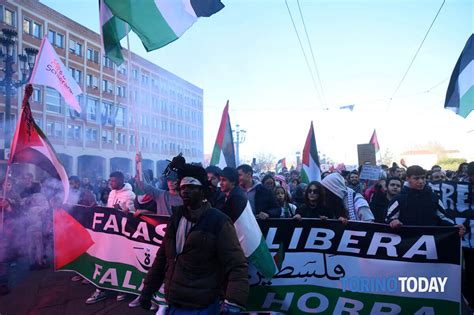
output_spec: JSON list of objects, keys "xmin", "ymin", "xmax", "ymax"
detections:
[{"xmin": 168, "ymin": 299, "xmax": 220, "ymax": 315}]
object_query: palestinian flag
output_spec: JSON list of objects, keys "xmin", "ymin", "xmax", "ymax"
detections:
[
  {"xmin": 9, "ymin": 86, "xmax": 69, "ymax": 203},
  {"xmin": 99, "ymin": 0, "xmax": 129, "ymax": 66},
  {"xmin": 54, "ymin": 205, "xmax": 167, "ymax": 302},
  {"xmin": 275, "ymin": 158, "xmax": 286, "ymax": 174},
  {"xmin": 104, "ymin": 0, "xmax": 224, "ymax": 52},
  {"xmin": 210, "ymin": 101, "xmax": 236, "ymax": 168},
  {"xmin": 369, "ymin": 129, "xmax": 380, "ymax": 152},
  {"xmin": 445, "ymin": 34, "xmax": 474, "ymax": 118},
  {"xmin": 225, "ymin": 195, "xmax": 277, "ymax": 278},
  {"xmin": 301, "ymin": 122, "xmax": 321, "ymax": 183}
]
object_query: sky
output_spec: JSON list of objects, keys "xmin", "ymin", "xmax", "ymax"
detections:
[{"xmin": 41, "ymin": 0, "xmax": 474, "ymax": 166}]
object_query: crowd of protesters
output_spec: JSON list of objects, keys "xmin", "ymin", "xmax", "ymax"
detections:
[{"xmin": 0, "ymin": 157, "xmax": 473, "ymax": 314}]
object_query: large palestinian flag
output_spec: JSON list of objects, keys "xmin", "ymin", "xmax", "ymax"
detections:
[
  {"xmin": 104, "ymin": 0, "xmax": 224, "ymax": 53},
  {"xmin": 224, "ymin": 196, "xmax": 277, "ymax": 279},
  {"xmin": 210, "ymin": 101, "xmax": 236, "ymax": 168},
  {"xmin": 301, "ymin": 121, "xmax": 321, "ymax": 183},
  {"xmin": 9, "ymin": 86, "xmax": 69, "ymax": 202},
  {"xmin": 99, "ymin": 0, "xmax": 129, "ymax": 65},
  {"xmin": 445, "ymin": 34, "xmax": 474, "ymax": 118}
]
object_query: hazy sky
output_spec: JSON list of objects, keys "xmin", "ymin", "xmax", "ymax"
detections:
[{"xmin": 41, "ymin": 0, "xmax": 474, "ymax": 165}]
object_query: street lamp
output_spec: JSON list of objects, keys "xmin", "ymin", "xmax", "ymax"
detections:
[
  {"xmin": 0, "ymin": 28, "xmax": 38, "ymax": 159},
  {"xmin": 233, "ymin": 124, "xmax": 246, "ymax": 166}
]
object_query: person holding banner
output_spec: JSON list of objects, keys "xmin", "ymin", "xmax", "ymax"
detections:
[
  {"xmin": 86, "ymin": 171, "xmax": 135, "ymax": 304},
  {"xmin": 369, "ymin": 177, "xmax": 402, "ymax": 223},
  {"xmin": 386, "ymin": 165, "xmax": 466, "ymax": 237},
  {"xmin": 294, "ymin": 181, "xmax": 332, "ymax": 220},
  {"xmin": 321, "ymin": 173, "xmax": 375, "ymax": 222},
  {"xmin": 138, "ymin": 163, "xmax": 248, "ymax": 314}
]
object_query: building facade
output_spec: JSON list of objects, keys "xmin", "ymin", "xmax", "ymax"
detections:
[{"xmin": 0, "ymin": 0, "xmax": 204, "ymax": 180}]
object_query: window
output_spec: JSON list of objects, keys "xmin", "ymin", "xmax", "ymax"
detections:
[
  {"xmin": 69, "ymin": 67, "xmax": 82, "ymax": 84},
  {"xmin": 48, "ymin": 30, "xmax": 64, "ymax": 48},
  {"xmin": 87, "ymin": 48, "xmax": 99, "ymax": 63},
  {"xmin": 23, "ymin": 18, "xmax": 31, "ymax": 34},
  {"xmin": 141, "ymin": 74, "xmax": 149, "ymax": 85},
  {"xmin": 130, "ymin": 135, "xmax": 135, "ymax": 146},
  {"xmin": 86, "ymin": 97, "xmax": 98, "ymax": 121},
  {"xmin": 117, "ymin": 64, "xmax": 127, "ymax": 75},
  {"xmin": 102, "ymin": 56, "xmax": 113, "ymax": 68},
  {"xmin": 116, "ymin": 132, "xmax": 126, "ymax": 145},
  {"xmin": 86, "ymin": 128, "xmax": 98, "ymax": 142},
  {"xmin": 102, "ymin": 79, "xmax": 113, "ymax": 94},
  {"xmin": 33, "ymin": 88, "xmax": 41, "ymax": 102},
  {"xmin": 101, "ymin": 102, "xmax": 113, "ymax": 125},
  {"xmin": 46, "ymin": 87, "xmax": 62, "ymax": 114},
  {"xmin": 115, "ymin": 107, "xmax": 125, "ymax": 127},
  {"xmin": 86, "ymin": 74, "xmax": 98, "ymax": 88},
  {"xmin": 132, "ymin": 68, "xmax": 138, "ymax": 80},
  {"xmin": 69, "ymin": 39, "xmax": 82, "ymax": 56},
  {"xmin": 102, "ymin": 129, "xmax": 113, "ymax": 144},
  {"xmin": 33, "ymin": 22, "xmax": 42, "ymax": 38},
  {"xmin": 56, "ymin": 33, "xmax": 64, "ymax": 48},
  {"xmin": 116, "ymin": 85, "xmax": 126, "ymax": 97},
  {"xmin": 4, "ymin": 9, "xmax": 15, "ymax": 27},
  {"xmin": 67, "ymin": 124, "xmax": 82, "ymax": 140},
  {"xmin": 46, "ymin": 121, "xmax": 63, "ymax": 138}
]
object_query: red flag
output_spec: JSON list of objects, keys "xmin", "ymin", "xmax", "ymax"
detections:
[
  {"xmin": 9, "ymin": 85, "xmax": 70, "ymax": 203},
  {"xmin": 369, "ymin": 129, "xmax": 380, "ymax": 152}
]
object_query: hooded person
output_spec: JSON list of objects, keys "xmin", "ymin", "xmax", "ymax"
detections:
[
  {"xmin": 321, "ymin": 173, "xmax": 374, "ymax": 222},
  {"xmin": 107, "ymin": 171, "xmax": 135, "ymax": 213},
  {"xmin": 139, "ymin": 162, "xmax": 248, "ymax": 314}
]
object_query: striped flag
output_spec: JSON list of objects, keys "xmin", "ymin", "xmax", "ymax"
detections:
[
  {"xmin": 275, "ymin": 158, "xmax": 286, "ymax": 174},
  {"xmin": 444, "ymin": 34, "xmax": 474, "ymax": 118},
  {"xmin": 226, "ymin": 194, "xmax": 277, "ymax": 278},
  {"xmin": 301, "ymin": 122, "xmax": 321, "ymax": 183},
  {"xmin": 104, "ymin": 0, "xmax": 224, "ymax": 52},
  {"xmin": 369, "ymin": 129, "xmax": 380, "ymax": 152},
  {"xmin": 9, "ymin": 86, "xmax": 69, "ymax": 203},
  {"xmin": 210, "ymin": 101, "xmax": 236, "ymax": 168},
  {"xmin": 99, "ymin": 0, "xmax": 129, "ymax": 66}
]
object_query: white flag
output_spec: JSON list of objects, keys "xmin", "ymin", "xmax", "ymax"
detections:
[{"xmin": 29, "ymin": 38, "xmax": 82, "ymax": 112}]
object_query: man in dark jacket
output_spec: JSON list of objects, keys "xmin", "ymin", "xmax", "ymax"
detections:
[
  {"xmin": 206, "ymin": 165, "xmax": 225, "ymax": 210},
  {"xmin": 236, "ymin": 164, "xmax": 279, "ymax": 219},
  {"xmin": 386, "ymin": 165, "xmax": 465, "ymax": 237},
  {"xmin": 370, "ymin": 177, "xmax": 401, "ymax": 223},
  {"xmin": 139, "ymin": 164, "xmax": 248, "ymax": 314}
]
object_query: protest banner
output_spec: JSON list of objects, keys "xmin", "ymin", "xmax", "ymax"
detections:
[
  {"xmin": 357, "ymin": 144, "xmax": 376, "ymax": 166},
  {"xmin": 429, "ymin": 181, "xmax": 474, "ymax": 248},
  {"xmin": 359, "ymin": 165, "xmax": 382, "ymax": 181},
  {"xmin": 54, "ymin": 205, "xmax": 461, "ymax": 314}
]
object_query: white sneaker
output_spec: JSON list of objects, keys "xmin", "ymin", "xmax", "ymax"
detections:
[
  {"xmin": 116, "ymin": 292, "xmax": 127, "ymax": 302},
  {"xmin": 128, "ymin": 296, "xmax": 140, "ymax": 307},
  {"xmin": 86, "ymin": 289, "xmax": 107, "ymax": 304}
]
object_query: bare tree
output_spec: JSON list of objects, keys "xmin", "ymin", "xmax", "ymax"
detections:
[{"xmin": 253, "ymin": 152, "xmax": 276, "ymax": 173}]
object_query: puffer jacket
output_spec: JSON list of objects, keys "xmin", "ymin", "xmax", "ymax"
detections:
[
  {"xmin": 142, "ymin": 203, "xmax": 248, "ymax": 309},
  {"xmin": 107, "ymin": 183, "xmax": 135, "ymax": 212}
]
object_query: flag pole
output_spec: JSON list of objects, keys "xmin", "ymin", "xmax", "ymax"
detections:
[
  {"xmin": 0, "ymin": 164, "xmax": 11, "ymax": 235},
  {"xmin": 125, "ymin": 26, "xmax": 142, "ymax": 181},
  {"xmin": 1, "ymin": 84, "xmax": 32, "ymax": 234}
]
